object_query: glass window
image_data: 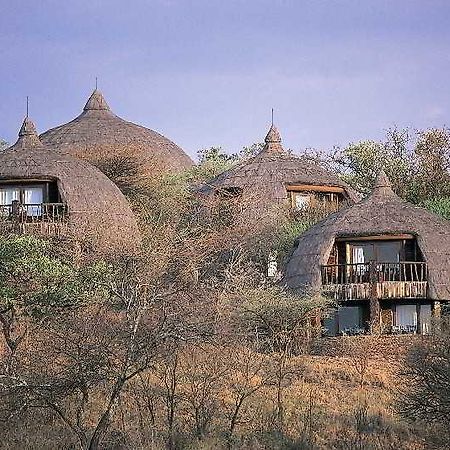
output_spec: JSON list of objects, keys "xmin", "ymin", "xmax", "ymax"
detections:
[
  {"xmin": 349, "ymin": 241, "xmax": 402, "ymax": 264},
  {"xmin": 419, "ymin": 304, "xmax": 432, "ymax": 334},
  {"xmin": 23, "ymin": 187, "xmax": 43, "ymax": 216},
  {"xmin": 0, "ymin": 185, "xmax": 44, "ymax": 217},
  {"xmin": 338, "ymin": 306, "xmax": 363, "ymax": 334},
  {"xmin": 351, "ymin": 243, "xmax": 374, "ymax": 264},
  {"xmin": 396, "ymin": 304, "xmax": 417, "ymax": 332},
  {"xmin": 377, "ymin": 242, "xmax": 401, "ymax": 263},
  {"xmin": 292, "ymin": 193, "xmax": 312, "ymax": 210},
  {"xmin": 0, "ymin": 187, "xmax": 20, "ymax": 205}
]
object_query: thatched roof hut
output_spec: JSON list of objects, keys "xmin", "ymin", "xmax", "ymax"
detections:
[
  {"xmin": 40, "ymin": 89, "xmax": 193, "ymax": 177},
  {"xmin": 199, "ymin": 124, "xmax": 358, "ymax": 207},
  {"xmin": 0, "ymin": 117, "xmax": 140, "ymax": 253},
  {"xmin": 284, "ymin": 172, "xmax": 450, "ymax": 300}
]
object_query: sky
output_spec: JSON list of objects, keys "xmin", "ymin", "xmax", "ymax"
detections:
[{"xmin": 1, "ymin": 0, "xmax": 450, "ymax": 160}]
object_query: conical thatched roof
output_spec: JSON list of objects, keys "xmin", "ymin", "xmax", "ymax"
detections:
[
  {"xmin": 284, "ymin": 171, "xmax": 450, "ymax": 300},
  {"xmin": 0, "ymin": 117, "xmax": 140, "ymax": 253},
  {"xmin": 199, "ymin": 124, "xmax": 358, "ymax": 204},
  {"xmin": 40, "ymin": 89, "xmax": 193, "ymax": 176}
]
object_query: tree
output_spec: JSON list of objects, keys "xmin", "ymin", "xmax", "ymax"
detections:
[
  {"xmin": 421, "ymin": 197, "xmax": 450, "ymax": 220},
  {"xmin": 316, "ymin": 126, "xmax": 450, "ymax": 204},
  {"xmin": 399, "ymin": 319, "xmax": 450, "ymax": 443},
  {"xmin": 0, "ymin": 235, "xmax": 98, "ymax": 376},
  {"xmin": 226, "ymin": 285, "xmax": 325, "ymax": 431},
  {"xmin": 0, "ymin": 139, "xmax": 8, "ymax": 152}
]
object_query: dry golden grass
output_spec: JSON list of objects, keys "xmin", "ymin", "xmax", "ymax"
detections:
[{"xmin": 1, "ymin": 336, "xmax": 436, "ymax": 450}]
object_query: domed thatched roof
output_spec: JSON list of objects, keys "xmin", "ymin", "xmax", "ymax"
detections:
[
  {"xmin": 40, "ymin": 89, "xmax": 193, "ymax": 177},
  {"xmin": 199, "ymin": 124, "xmax": 358, "ymax": 203},
  {"xmin": 284, "ymin": 172, "xmax": 450, "ymax": 300},
  {"xmin": 0, "ymin": 117, "xmax": 140, "ymax": 253}
]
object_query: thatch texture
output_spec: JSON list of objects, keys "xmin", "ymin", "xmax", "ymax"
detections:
[
  {"xmin": 0, "ymin": 117, "xmax": 140, "ymax": 253},
  {"xmin": 198, "ymin": 125, "xmax": 358, "ymax": 207},
  {"xmin": 40, "ymin": 90, "xmax": 193, "ymax": 177},
  {"xmin": 284, "ymin": 172, "xmax": 450, "ymax": 301}
]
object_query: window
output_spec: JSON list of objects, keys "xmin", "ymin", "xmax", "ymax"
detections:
[
  {"xmin": 292, "ymin": 192, "xmax": 312, "ymax": 210},
  {"xmin": 0, "ymin": 187, "xmax": 20, "ymax": 205},
  {"xmin": 395, "ymin": 304, "xmax": 417, "ymax": 333},
  {"xmin": 419, "ymin": 304, "xmax": 432, "ymax": 334},
  {"xmin": 0, "ymin": 184, "xmax": 44, "ymax": 217},
  {"xmin": 338, "ymin": 306, "xmax": 364, "ymax": 334},
  {"xmin": 349, "ymin": 241, "xmax": 401, "ymax": 264}
]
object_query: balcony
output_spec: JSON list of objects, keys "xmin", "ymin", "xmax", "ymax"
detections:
[
  {"xmin": 0, "ymin": 203, "xmax": 69, "ymax": 235},
  {"xmin": 321, "ymin": 261, "xmax": 428, "ymax": 301}
]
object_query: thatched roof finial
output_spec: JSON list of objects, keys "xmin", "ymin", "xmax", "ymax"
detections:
[
  {"xmin": 19, "ymin": 116, "xmax": 37, "ymax": 137},
  {"xmin": 372, "ymin": 170, "xmax": 395, "ymax": 197},
  {"xmin": 83, "ymin": 89, "xmax": 110, "ymax": 112},
  {"xmin": 260, "ymin": 124, "xmax": 285, "ymax": 155},
  {"xmin": 16, "ymin": 116, "xmax": 42, "ymax": 148},
  {"xmin": 265, "ymin": 124, "xmax": 282, "ymax": 144}
]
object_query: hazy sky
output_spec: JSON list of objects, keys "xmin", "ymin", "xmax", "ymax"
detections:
[{"xmin": 1, "ymin": 0, "xmax": 449, "ymax": 159}]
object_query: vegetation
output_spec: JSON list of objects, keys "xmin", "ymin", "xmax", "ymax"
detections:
[
  {"xmin": 399, "ymin": 319, "xmax": 450, "ymax": 446},
  {"xmin": 309, "ymin": 127, "xmax": 450, "ymax": 217},
  {"xmin": 0, "ymin": 134, "xmax": 449, "ymax": 449},
  {"xmin": 0, "ymin": 139, "xmax": 7, "ymax": 151}
]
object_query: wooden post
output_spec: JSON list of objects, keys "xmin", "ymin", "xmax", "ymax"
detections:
[
  {"xmin": 369, "ymin": 261, "xmax": 381, "ymax": 334},
  {"xmin": 432, "ymin": 301, "xmax": 441, "ymax": 319}
]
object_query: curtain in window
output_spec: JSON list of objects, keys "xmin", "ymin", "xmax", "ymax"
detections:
[
  {"xmin": 396, "ymin": 304, "xmax": 417, "ymax": 330},
  {"xmin": 419, "ymin": 304, "xmax": 431, "ymax": 334},
  {"xmin": 294, "ymin": 193, "xmax": 311, "ymax": 210},
  {"xmin": 0, "ymin": 188, "xmax": 20, "ymax": 205},
  {"xmin": 352, "ymin": 246, "xmax": 365, "ymax": 264},
  {"xmin": 23, "ymin": 187, "xmax": 43, "ymax": 216},
  {"xmin": 0, "ymin": 188, "xmax": 20, "ymax": 216},
  {"xmin": 352, "ymin": 246, "xmax": 366, "ymax": 276}
]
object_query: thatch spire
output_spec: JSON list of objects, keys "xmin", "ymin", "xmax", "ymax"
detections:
[
  {"xmin": 19, "ymin": 116, "xmax": 37, "ymax": 136},
  {"xmin": 261, "ymin": 124, "xmax": 285, "ymax": 155},
  {"xmin": 83, "ymin": 89, "xmax": 110, "ymax": 111},
  {"xmin": 372, "ymin": 170, "xmax": 395, "ymax": 197},
  {"xmin": 16, "ymin": 117, "xmax": 42, "ymax": 148}
]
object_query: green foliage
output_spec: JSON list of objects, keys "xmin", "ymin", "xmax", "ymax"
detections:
[
  {"xmin": 422, "ymin": 197, "xmax": 450, "ymax": 220},
  {"xmin": 195, "ymin": 146, "xmax": 237, "ymax": 181},
  {"xmin": 194, "ymin": 142, "xmax": 264, "ymax": 183},
  {"xmin": 236, "ymin": 286, "xmax": 323, "ymax": 334},
  {"xmin": 0, "ymin": 235, "xmax": 109, "ymax": 315},
  {"xmin": 0, "ymin": 138, "xmax": 8, "ymax": 151},
  {"xmin": 275, "ymin": 219, "xmax": 313, "ymax": 261},
  {"xmin": 327, "ymin": 127, "xmax": 450, "ymax": 203}
]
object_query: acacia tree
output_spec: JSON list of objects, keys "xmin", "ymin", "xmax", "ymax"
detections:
[
  {"xmin": 0, "ymin": 235, "xmax": 97, "ymax": 376},
  {"xmin": 312, "ymin": 126, "xmax": 450, "ymax": 206},
  {"xmin": 399, "ymin": 319, "xmax": 450, "ymax": 442},
  {"xmin": 225, "ymin": 284, "xmax": 325, "ymax": 432},
  {"xmin": 0, "ymin": 252, "xmax": 206, "ymax": 450}
]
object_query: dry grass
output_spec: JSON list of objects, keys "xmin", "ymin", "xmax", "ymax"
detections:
[{"xmin": 1, "ymin": 336, "xmax": 436, "ymax": 450}]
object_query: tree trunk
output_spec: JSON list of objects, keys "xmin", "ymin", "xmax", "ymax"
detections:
[{"xmin": 88, "ymin": 378, "xmax": 125, "ymax": 450}]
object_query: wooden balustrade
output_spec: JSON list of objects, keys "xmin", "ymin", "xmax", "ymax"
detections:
[
  {"xmin": 0, "ymin": 203, "xmax": 69, "ymax": 223},
  {"xmin": 320, "ymin": 261, "xmax": 428, "ymax": 300}
]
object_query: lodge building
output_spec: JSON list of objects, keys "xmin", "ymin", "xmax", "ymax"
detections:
[
  {"xmin": 199, "ymin": 124, "xmax": 358, "ymax": 216},
  {"xmin": 1, "ymin": 90, "xmax": 449, "ymax": 334},
  {"xmin": 0, "ymin": 116, "xmax": 140, "ymax": 252},
  {"xmin": 285, "ymin": 171, "xmax": 450, "ymax": 335}
]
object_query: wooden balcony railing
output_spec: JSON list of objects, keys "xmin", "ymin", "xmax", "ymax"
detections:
[
  {"xmin": 0, "ymin": 203, "xmax": 69, "ymax": 223},
  {"xmin": 321, "ymin": 261, "xmax": 428, "ymax": 301}
]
